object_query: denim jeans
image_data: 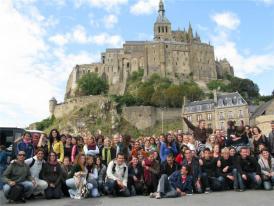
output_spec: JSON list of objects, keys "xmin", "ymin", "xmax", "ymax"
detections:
[
  {"xmin": 3, "ymin": 181, "xmax": 34, "ymax": 198},
  {"xmin": 157, "ymin": 174, "xmax": 178, "ymax": 198},
  {"xmin": 201, "ymin": 172, "xmax": 225, "ymax": 191},
  {"xmin": 104, "ymin": 179, "xmax": 130, "ymax": 197},
  {"xmin": 263, "ymin": 176, "xmax": 274, "ymax": 190},
  {"xmin": 235, "ymin": 171, "xmax": 262, "ymax": 190}
]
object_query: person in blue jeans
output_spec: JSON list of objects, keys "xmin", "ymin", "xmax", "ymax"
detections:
[
  {"xmin": 235, "ymin": 147, "xmax": 262, "ymax": 191},
  {"xmin": 150, "ymin": 165, "xmax": 193, "ymax": 199},
  {"xmin": 258, "ymin": 149, "xmax": 274, "ymax": 190},
  {"xmin": 0, "ymin": 145, "xmax": 8, "ymax": 190}
]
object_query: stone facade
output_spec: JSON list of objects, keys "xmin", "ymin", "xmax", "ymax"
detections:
[
  {"xmin": 64, "ymin": 0, "xmax": 234, "ymax": 99},
  {"xmin": 182, "ymin": 91, "xmax": 250, "ymax": 131},
  {"xmin": 49, "ymin": 96, "xmax": 110, "ymax": 119},
  {"xmin": 122, "ymin": 106, "xmax": 182, "ymax": 130},
  {"xmin": 250, "ymin": 98, "xmax": 274, "ymax": 135}
]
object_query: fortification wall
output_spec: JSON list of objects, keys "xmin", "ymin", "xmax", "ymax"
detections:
[
  {"xmin": 53, "ymin": 96, "xmax": 109, "ymax": 119},
  {"xmin": 122, "ymin": 106, "xmax": 182, "ymax": 130}
]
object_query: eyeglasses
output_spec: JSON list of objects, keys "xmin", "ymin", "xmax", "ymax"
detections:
[{"xmin": 18, "ymin": 154, "xmax": 26, "ymax": 156}]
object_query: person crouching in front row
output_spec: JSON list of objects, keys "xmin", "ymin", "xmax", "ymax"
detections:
[
  {"xmin": 150, "ymin": 165, "xmax": 193, "ymax": 199},
  {"xmin": 104, "ymin": 153, "xmax": 130, "ymax": 197}
]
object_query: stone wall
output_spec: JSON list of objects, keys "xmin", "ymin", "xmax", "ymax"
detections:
[
  {"xmin": 53, "ymin": 96, "xmax": 109, "ymax": 119},
  {"xmin": 251, "ymin": 115, "xmax": 274, "ymax": 135},
  {"xmin": 122, "ymin": 106, "xmax": 182, "ymax": 130}
]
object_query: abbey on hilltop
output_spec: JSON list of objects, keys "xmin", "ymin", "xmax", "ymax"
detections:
[{"xmin": 65, "ymin": 0, "xmax": 234, "ymax": 99}]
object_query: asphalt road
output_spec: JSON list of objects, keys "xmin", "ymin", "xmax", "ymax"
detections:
[{"xmin": 1, "ymin": 190, "xmax": 273, "ymax": 206}]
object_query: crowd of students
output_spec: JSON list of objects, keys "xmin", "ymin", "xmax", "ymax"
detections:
[{"xmin": 1, "ymin": 118, "xmax": 274, "ymax": 203}]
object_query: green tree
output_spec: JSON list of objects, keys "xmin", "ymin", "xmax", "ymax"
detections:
[
  {"xmin": 137, "ymin": 84, "xmax": 154, "ymax": 105},
  {"xmin": 207, "ymin": 80, "xmax": 227, "ymax": 91},
  {"xmin": 165, "ymin": 85, "xmax": 184, "ymax": 107},
  {"xmin": 77, "ymin": 73, "xmax": 108, "ymax": 96}
]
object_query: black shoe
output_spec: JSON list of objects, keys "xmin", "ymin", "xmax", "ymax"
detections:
[{"xmin": 14, "ymin": 198, "xmax": 26, "ymax": 204}]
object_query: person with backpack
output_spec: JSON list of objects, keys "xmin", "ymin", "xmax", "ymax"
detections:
[
  {"xmin": 25, "ymin": 148, "xmax": 48, "ymax": 196},
  {"xmin": 105, "ymin": 153, "xmax": 130, "ymax": 197},
  {"xmin": 2, "ymin": 151, "xmax": 34, "ymax": 203}
]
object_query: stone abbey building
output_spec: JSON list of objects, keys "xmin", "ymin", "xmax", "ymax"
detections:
[{"xmin": 65, "ymin": 0, "xmax": 234, "ymax": 98}]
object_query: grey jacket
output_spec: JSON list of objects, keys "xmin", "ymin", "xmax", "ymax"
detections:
[
  {"xmin": 258, "ymin": 157, "xmax": 274, "ymax": 176},
  {"xmin": 2, "ymin": 160, "xmax": 32, "ymax": 183}
]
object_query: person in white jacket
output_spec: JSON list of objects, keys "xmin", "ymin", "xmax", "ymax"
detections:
[
  {"xmin": 104, "ymin": 153, "xmax": 130, "ymax": 197},
  {"xmin": 83, "ymin": 135, "xmax": 99, "ymax": 156}
]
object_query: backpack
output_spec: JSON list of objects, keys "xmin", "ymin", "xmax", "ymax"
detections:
[
  {"xmin": 29, "ymin": 158, "xmax": 36, "ymax": 168},
  {"xmin": 112, "ymin": 163, "xmax": 127, "ymax": 178},
  {"xmin": 7, "ymin": 184, "xmax": 25, "ymax": 201}
]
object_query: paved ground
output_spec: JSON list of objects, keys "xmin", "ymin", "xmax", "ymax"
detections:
[{"xmin": 1, "ymin": 190, "xmax": 273, "ymax": 206}]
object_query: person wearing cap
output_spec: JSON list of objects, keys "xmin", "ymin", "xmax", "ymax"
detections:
[
  {"xmin": 267, "ymin": 120, "xmax": 274, "ymax": 156},
  {"xmin": 2, "ymin": 151, "xmax": 34, "ymax": 202}
]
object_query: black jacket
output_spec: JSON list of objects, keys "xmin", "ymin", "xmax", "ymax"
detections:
[{"xmin": 236, "ymin": 156, "xmax": 261, "ymax": 175}]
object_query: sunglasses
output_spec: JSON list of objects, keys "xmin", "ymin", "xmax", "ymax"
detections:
[{"xmin": 18, "ymin": 154, "xmax": 26, "ymax": 156}]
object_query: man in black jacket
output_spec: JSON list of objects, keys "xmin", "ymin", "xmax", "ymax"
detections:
[
  {"xmin": 235, "ymin": 147, "xmax": 262, "ymax": 191},
  {"xmin": 160, "ymin": 154, "xmax": 179, "ymax": 177},
  {"xmin": 200, "ymin": 148, "xmax": 224, "ymax": 193},
  {"xmin": 183, "ymin": 118, "xmax": 212, "ymax": 152},
  {"xmin": 182, "ymin": 149, "xmax": 202, "ymax": 193}
]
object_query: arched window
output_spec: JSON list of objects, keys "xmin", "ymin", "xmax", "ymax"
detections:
[{"xmin": 158, "ymin": 27, "xmax": 161, "ymax": 33}]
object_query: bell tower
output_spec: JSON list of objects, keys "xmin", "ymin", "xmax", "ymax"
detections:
[{"xmin": 154, "ymin": 0, "xmax": 172, "ymax": 41}]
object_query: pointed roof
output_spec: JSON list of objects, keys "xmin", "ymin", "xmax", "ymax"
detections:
[{"xmin": 155, "ymin": 0, "xmax": 170, "ymax": 24}]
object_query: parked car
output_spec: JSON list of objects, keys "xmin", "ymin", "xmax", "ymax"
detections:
[{"xmin": 0, "ymin": 127, "xmax": 25, "ymax": 151}]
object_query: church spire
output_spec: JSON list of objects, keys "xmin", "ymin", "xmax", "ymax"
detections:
[{"xmin": 159, "ymin": 0, "xmax": 165, "ymax": 17}]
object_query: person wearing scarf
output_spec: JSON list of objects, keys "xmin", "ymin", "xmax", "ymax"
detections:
[
  {"xmin": 101, "ymin": 138, "xmax": 116, "ymax": 166},
  {"xmin": 83, "ymin": 135, "xmax": 99, "ymax": 156},
  {"xmin": 41, "ymin": 152, "xmax": 62, "ymax": 199},
  {"xmin": 142, "ymin": 152, "xmax": 160, "ymax": 195},
  {"xmin": 16, "ymin": 132, "xmax": 34, "ymax": 159}
]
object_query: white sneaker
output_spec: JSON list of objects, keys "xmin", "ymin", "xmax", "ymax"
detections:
[{"xmin": 155, "ymin": 192, "xmax": 161, "ymax": 199}]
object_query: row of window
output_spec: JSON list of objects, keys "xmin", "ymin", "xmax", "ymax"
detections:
[{"xmin": 186, "ymin": 110, "xmax": 244, "ymax": 122}]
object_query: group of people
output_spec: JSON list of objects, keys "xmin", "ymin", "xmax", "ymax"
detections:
[{"xmin": 1, "ymin": 118, "xmax": 274, "ymax": 203}]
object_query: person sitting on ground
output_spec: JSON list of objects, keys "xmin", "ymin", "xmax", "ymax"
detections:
[
  {"xmin": 258, "ymin": 148, "xmax": 274, "ymax": 190},
  {"xmin": 216, "ymin": 147, "xmax": 236, "ymax": 190},
  {"xmin": 128, "ymin": 156, "xmax": 144, "ymax": 196},
  {"xmin": 66, "ymin": 153, "xmax": 88, "ymax": 199},
  {"xmin": 235, "ymin": 147, "xmax": 262, "ymax": 191},
  {"xmin": 150, "ymin": 165, "xmax": 193, "ymax": 199},
  {"xmin": 199, "ymin": 148, "xmax": 224, "ymax": 193},
  {"xmin": 182, "ymin": 148, "xmax": 202, "ymax": 193},
  {"xmin": 86, "ymin": 155, "xmax": 99, "ymax": 197},
  {"xmin": 142, "ymin": 152, "xmax": 160, "ymax": 195},
  {"xmin": 104, "ymin": 153, "xmax": 130, "ymax": 197},
  {"xmin": 160, "ymin": 153, "xmax": 179, "ymax": 177},
  {"xmin": 25, "ymin": 148, "xmax": 48, "ymax": 197},
  {"xmin": 2, "ymin": 151, "xmax": 34, "ymax": 203},
  {"xmin": 41, "ymin": 151, "xmax": 63, "ymax": 199},
  {"xmin": 60, "ymin": 156, "xmax": 72, "ymax": 197},
  {"xmin": 96, "ymin": 156, "xmax": 107, "ymax": 195}
]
